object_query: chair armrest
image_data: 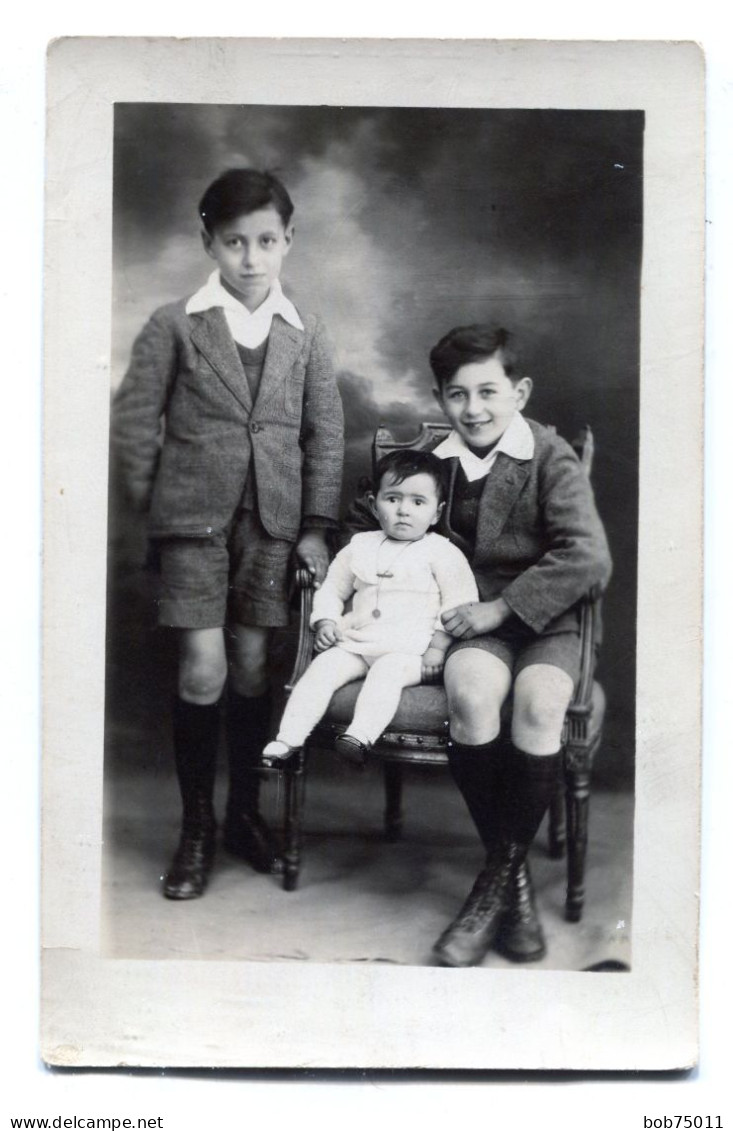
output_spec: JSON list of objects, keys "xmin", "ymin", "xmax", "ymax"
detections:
[
  {"xmin": 569, "ymin": 592, "xmax": 602, "ymax": 714},
  {"xmin": 286, "ymin": 568, "xmax": 316, "ymax": 692}
]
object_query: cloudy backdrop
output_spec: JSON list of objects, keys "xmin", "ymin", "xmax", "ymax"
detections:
[{"xmin": 112, "ymin": 104, "xmax": 642, "ymax": 782}]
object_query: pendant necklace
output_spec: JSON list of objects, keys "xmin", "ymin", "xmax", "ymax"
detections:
[{"xmin": 372, "ymin": 536, "xmax": 414, "ymax": 619}]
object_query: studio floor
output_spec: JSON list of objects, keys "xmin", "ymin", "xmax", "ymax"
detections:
[{"xmin": 101, "ymin": 749, "xmax": 633, "ymax": 971}]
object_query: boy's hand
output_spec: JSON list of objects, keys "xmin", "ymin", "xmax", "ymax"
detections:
[
  {"xmin": 314, "ymin": 619, "xmax": 342, "ymax": 652},
  {"xmin": 421, "ymin": 646, "xmax": 447, "ymax": 683},
  {"xmin": 441, "ymin": 598, "xmax": 511, "ymax": 639},
  {"xmin": 296, "ymin": 531, "xmax": 330, "ymax": 588}
]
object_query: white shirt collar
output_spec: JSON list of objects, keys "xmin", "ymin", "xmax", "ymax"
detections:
[
  {"xmin": 185, "ymin": 271, "xmax": 304, "ymax": 348},
  {"xmin": 432, "ymin": 412, "xmax": 535, "ymax": 482}
]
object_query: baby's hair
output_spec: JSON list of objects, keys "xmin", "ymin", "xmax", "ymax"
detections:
[
  {"xmin": 198, "ymin": 168, "xmax": 294, "ymax": 234},
  {"xmin": 374, "ymin": 449, "xmax": 447, "ymax": 503},
  {"xmin": 429, "ymin": 323, "xmax": 521, "ymax": 386}
]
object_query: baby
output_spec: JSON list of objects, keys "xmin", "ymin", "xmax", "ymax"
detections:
[{"xmin": 263, "ymin": 449, "xmax": 478, "ymax": 766}]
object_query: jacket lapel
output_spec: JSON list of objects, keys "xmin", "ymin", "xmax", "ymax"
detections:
[
  {"xmin": 474, "ymin": 453, "xmax": 530, "ymax": 549},
  {"xmin": 253, "ymin": 315, "xmax": 304, "ymax": 414},
  {"xmin": 189, "ymin": 308, "xmax": 253, "ymax": 414},
  {"xmin": 442, "ymin": 453, "xmax": 530, "ymax": 558}
]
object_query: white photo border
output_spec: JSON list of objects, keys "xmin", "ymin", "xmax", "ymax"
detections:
[{"xmin": 42, "ymin": 37, "xmax": 703, "ymax": 1070}]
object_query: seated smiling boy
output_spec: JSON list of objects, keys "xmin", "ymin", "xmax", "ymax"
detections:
[
  {"xmin": 347, "ymin": 324, "xmax": 611, "ymax": 966},
  {"xmin": 112, "ymin": 169, "xmax": 344, "ymax": 901}
]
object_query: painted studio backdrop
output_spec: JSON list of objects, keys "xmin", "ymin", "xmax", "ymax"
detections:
[{"xmin": 109, "ymin": 104, "xmax": 641, "ymax": 796}]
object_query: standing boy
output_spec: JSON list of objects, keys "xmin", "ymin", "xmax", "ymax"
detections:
[{"xmin": 112, "ymin": 168, "xmax": 344, "ymax": 900}]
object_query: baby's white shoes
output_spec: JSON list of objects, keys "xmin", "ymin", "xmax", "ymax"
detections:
[{"xmin": 262, "ymin": 740, "xmax": 297, "ymax": 766}]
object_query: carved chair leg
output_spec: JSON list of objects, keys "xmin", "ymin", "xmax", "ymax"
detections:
[
  {"xmin": 282, "ymin": 748, "xmax": 307, "ymax": 891},
  {"xmin": 564, "ymin": 757, "xmax": 592, "ymax": 922},
  {"xmin": 548, "ymin": 774, "xmax": 567, "ymax": 859},
  {"xmin": 383, "ymin": 760, "xmax": 404, "ymax": 842}
]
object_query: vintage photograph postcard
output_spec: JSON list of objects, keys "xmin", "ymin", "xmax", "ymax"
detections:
[{"xmin": 42, "ymin": 37, "xmax": 704, "ymax": 1069}]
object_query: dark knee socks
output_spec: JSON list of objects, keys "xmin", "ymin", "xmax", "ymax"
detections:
[
  {"xmin": 172, "ymin": 696, "xmax": 221, "ymax": 828},
  {"xmin": 225, "ymin": 689, "xmax": 272, "ymax": 817},
  {"xmin": 501, "ymin": 744, "xmax": 562, "ymax": 850},
  {"xmin": 446, "ymin": 735, "xmax": 506, "ymax": 852},
  {"xmin": 447, "ymin": 735, "xmax": 561, "ymax": 857}
]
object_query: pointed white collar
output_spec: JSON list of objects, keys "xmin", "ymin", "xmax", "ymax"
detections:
[
  {"xmin": 185, "ymin": 272, "xmax": 303, "ymax": 347},
  {"xmin": 432, "ymin": 412, "xmax": 534, "ymax": 482}
]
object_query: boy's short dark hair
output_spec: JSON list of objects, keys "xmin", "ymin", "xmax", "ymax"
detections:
[
  {"xmin": 374, "ymin": 449, "xmax": 446, "ymax": 503},
  {"xmin": 429, "ymin": 323, "xmax": 521, "ymax": 386},
  {"xmin": 198, "ymin": 168, "xmax": 294, "ymax": 233}
]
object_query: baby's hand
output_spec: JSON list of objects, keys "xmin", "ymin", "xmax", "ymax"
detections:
[
  {"xmin": 314, "ymin": 619, "xmax": 342, "ymax": 652},
  {"xmin": 421, "ymin": 646, "xmax": 447, "ymax": 683},
  {"xmin": 296, "ymin": 531, "xmax": 330, "ymax": 588}
]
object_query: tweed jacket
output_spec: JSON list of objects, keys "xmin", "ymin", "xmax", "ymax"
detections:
[
  {"xmin": 112, "ymin": 299, "xmax": 344, "ymax": 542},
  {"xmin": 346, "ymin": 418, "xmax": 612, "ymax": 636}
]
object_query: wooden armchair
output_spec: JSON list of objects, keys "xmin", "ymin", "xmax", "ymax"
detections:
[{"xmin": 272, "ymin": 423, "xmax": 606, "ymax": 923}]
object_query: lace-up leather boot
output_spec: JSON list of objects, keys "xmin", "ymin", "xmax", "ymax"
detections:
[
  {"xmin": 494, "ymin": 859, "xmax": 547, "ymax": 962},
  {"xmin": 163, "ymin": 697, "xmax": 220, "ymax": 900},
  {"xmin": 433, "ymin": 842, "xmax": 521, "ymax": 967},
  {"xmin": 163, "ymin": 804, "xmax": 217, "ymax": 900}
]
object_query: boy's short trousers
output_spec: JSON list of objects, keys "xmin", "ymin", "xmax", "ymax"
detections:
[
  {"xmin": 154, "ymin": 508, "xmax": 293, "ymax": 630},
  {"xmin": 447, "ymin": 616, "xmax": 581, "ymax": 687}
]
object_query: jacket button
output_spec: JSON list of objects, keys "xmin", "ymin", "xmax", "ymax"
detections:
[
  {"xmin": 250, "ymin": 421, "xmax": 261, "ymax": 433},
  {"xmin": 206, "ymin": 526, "xmax": 213, "ymax": 534}
]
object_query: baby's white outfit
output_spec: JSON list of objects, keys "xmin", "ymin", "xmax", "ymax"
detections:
[{"xmin": 274, "ymin": 531, "xmax": 478, "ymax": 748}]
